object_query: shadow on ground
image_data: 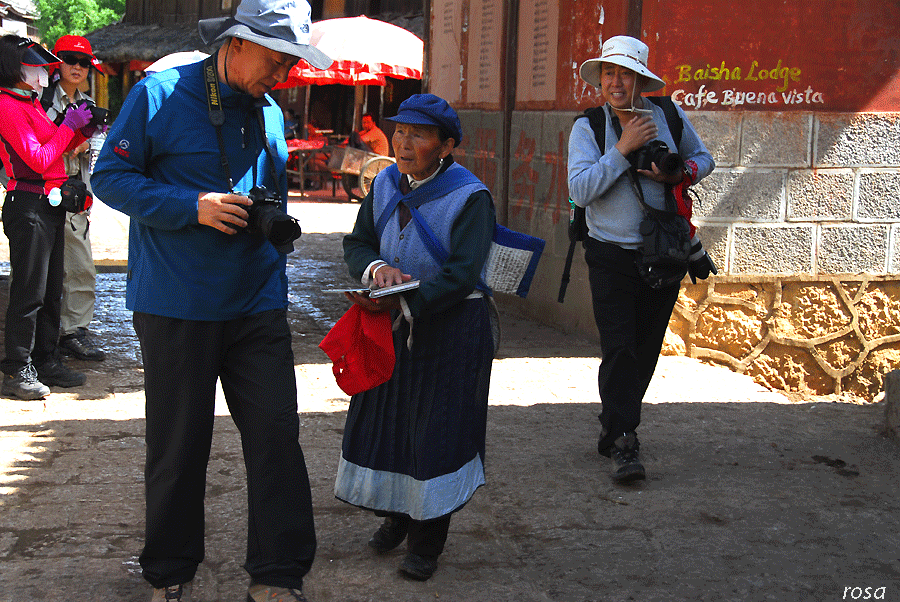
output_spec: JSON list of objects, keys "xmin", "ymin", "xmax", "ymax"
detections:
[{"xmin": 1, "ymin": 397, "xmax": 898, "ymax": 602}]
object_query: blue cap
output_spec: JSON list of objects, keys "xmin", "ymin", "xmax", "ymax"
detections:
[{"xmin": 387, "ymin": 94, "xmax": 463, "ymax": 147}]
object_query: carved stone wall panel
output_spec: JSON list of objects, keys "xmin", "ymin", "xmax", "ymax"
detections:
[{"xmin": 667, "ymin": 276, "xmax": 900, "ymax": 399}]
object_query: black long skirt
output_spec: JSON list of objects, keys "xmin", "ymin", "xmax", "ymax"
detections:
[{"xmin": 334, "ymin": 296, "xmax": 494, "ymax": 521}]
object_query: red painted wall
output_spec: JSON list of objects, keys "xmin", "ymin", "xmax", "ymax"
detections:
[
  {"xmin": 642, "ymin": 0, "xmax": 900, "ymax": 112},
  {"xmin": 431, "ymin": 0, "xmax": 900, "ymax": 112}
]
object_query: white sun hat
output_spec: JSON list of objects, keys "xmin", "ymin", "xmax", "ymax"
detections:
[
  {"xmin": 198, "ymin": 0, "xmax": 332, "ymax": 69},
  {"xmin": 579, "ymin": 35, "xmax": 665, "ymax": 92},
  {"xmin": 144, "ymin": 51, "xmax": 210, "ymax": 74}
]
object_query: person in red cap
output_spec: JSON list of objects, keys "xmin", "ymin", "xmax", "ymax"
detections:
[
  {"xmin": 41, "ymin": 35, "xmax": 107, "ymax": 362},
  {"xmin": 0, "ymin": 34, "xmax": 97, "ymax": 399}
]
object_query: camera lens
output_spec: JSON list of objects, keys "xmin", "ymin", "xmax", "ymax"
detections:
[{"xmin": 656, "ymin": 152, "xmax": 685, "ymax": 176}]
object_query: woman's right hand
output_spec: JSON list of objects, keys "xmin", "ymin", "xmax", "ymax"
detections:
[
  {"xmin": 345, "ymin": 264, "xmax": 412, "ymax": 312},
  {"xmin": 371, "ymin": 264, "xmax": 411, "ymax": 289},
  {"xmin": 61, "ymin": 104, "xmax": 93, "ymax": 131},
  {"xmin": 614, "ymin": 115, "xmax": 658, "ymax": 158}
]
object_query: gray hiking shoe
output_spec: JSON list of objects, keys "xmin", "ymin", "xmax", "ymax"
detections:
[{"xmin": 2, "ymin": 364, "xmax": 50, "ymax": 400}]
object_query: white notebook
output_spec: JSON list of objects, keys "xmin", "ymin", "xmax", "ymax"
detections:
[{"xmin": 322, "ymin": 280, "xmax": 420, "ymax": 299}]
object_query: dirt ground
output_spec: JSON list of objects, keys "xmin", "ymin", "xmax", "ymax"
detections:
[{"xmin": 0, "ymin": 200, "xmax": 899, "ymax": 602}]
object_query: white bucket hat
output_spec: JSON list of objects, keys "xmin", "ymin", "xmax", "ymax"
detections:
[
  {"xmin": 198, "ymin": 0, "xmax": 333, "ymax": 69},
  {"xmin": 579, "ymin": 35, "xmax": 665, "ymax": 92}
]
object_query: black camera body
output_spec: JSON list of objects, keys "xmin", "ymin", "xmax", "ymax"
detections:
[
  {"xmin": 246, "ymin": 186, "xmax": 302, "ymax": 253},
  {"xmin": 54, "ymin": 99, "xmax": 110, "ymax": 129},
  {"xmin": 628, "ymin": 140, "xmax": 685, "ymax": 178}
]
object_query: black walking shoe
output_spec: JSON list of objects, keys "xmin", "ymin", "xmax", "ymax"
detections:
[
  {"xmin": 1, "ymin": 364, "xmax": 50, "ymax": 400},
  {"xmin": 398, "ymin": 552, "xmax": 438, "ymax": 581},
  {"xmin": 610, "ymin": 432, "xmax": 646, "ymax": 483},
  {"xmin": 59, "ymin": 327, "xmax": 106, "ymax": 361},
  {"xmin": 368, "ymin": 516, "xmax": 408, "ymax": 553},
  {"xmin": 35, "ymin": 358, "xmax": 86, "ymax": 388}
]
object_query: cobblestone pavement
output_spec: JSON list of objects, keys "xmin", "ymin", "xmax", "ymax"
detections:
[{"xmin": 0, "ymin": 200, "xmax": 898, "ymax": 602}]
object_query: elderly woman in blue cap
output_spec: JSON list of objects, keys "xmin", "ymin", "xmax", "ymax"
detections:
[{"xmin": 338, "ymin": 93, "xmax": 497, "ymax": 581}]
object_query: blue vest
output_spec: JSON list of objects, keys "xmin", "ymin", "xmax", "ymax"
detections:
[{"xmin": 373, "ymin": 163, "xmax": 488, "ymax": 284}]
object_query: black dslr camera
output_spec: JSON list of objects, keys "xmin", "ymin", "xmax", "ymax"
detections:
[
  {"xmin": 628, "ymin": 140, "xmax": 685, "ymax": 178},
  {"xmin": 54, "ymin": 99, "xmax": 110, "ymax": 129},
  {"xmin": 246, "ymin": 186, "xmax": 302, "ymax": 253}
]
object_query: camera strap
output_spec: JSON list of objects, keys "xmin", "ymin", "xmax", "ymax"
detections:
[
  {"xmin": 204, "ymin": 52, "xmax": 235, "ymax": 192},
  {"xmin": 609, "ymin": 112, "xmax": 655, "ymax": 216},
  {"xmin": 203, "ymin": 52, "xmax": 284, "ymax": 199}
]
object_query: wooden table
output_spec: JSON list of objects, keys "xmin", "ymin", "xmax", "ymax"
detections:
[{"xmin": 286, "ymin": 142, "xmax": 332, "ymax": 196}]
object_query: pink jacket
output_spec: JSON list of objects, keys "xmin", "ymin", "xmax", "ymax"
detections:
[{"xmin": 0, "ymin": 87, "xmax": 85, "ymax": 195}]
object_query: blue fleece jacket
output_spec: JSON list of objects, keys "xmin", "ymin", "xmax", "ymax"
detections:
[{"xmin": 91, "ymin": 60, "xmax": 290, "ymax": 320}]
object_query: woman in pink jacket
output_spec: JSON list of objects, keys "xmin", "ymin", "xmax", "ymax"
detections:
[{"xmin": 0, "ymin": 35, "xmax": 96, "ymax": 399}]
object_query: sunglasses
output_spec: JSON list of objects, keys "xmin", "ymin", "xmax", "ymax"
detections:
[{"xmin": 61, "ymin": 55, "xmax": 92, "ymax": 68}]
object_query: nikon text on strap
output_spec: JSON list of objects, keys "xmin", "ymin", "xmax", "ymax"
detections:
[
  {"xmin": 204, "ymin": 53, "xmax": 235, "ymax": 192},
  {"xmin": 202, "ymin": 52, "xmax": 281, "ymax": 199}
]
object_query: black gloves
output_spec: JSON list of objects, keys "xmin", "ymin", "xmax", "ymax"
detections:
[{"xmin": 688, "ymin": 241, "xmax": 718, "ymax": 284}]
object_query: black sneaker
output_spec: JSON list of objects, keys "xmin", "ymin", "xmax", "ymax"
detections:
[
  {"xmin": 610, "ymin": 432, "xmax": 646, "ymax": 483},
  {"xmin": 398, "ymin": 552, "xmax": 438, "ymax": 581},
  {"xmin": 2, "ymin": 364, "xmax": 50, "ymax": 400},
  {"xmin": 58, "ymin": 327, "xmax": 106, "ymax": 361},
  {"xmin": 35, "ymin": 358, "xmax": 86, "ymax": 388},
  {"xmin": 368, "ymin": 516, "xmax": 408, "ymax": 553}
]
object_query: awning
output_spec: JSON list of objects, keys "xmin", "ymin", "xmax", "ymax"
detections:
[{"xmin": 84, "ymin": 21, "xmax": 214, "ymax": 63}]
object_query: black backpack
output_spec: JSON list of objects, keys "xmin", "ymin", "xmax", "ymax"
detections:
[{"xmin": 557, "ymin": 96, "xmax": 683, "ymax": 302}]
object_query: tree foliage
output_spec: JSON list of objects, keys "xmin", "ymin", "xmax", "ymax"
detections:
[{"xmin": 35, "ymin": 0, "xmax": 125, "ymax": 45}]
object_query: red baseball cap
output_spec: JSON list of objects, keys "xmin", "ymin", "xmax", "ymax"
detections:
[{"xmin": 52, "ymin": 35, "xmax": 104, "ymax": 72}]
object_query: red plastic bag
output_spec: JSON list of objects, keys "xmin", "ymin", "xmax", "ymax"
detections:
[{"xmin": 319, "ymin": 304, "xmax": 395, "ymax": 396}]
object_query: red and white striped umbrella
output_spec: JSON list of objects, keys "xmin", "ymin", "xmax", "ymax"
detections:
[
  {"xmin": 276, "ymin": 16, "xmax": 422, "ymax": 88},
  {"xmin": 310, "ymin": 16, "xmax": 422, "ymax": 80},
  {"xmin": 276, "ymin": 64, "xmax": 386, "ymax": 88}
]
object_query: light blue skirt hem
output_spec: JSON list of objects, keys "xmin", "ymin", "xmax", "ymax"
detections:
[{"xmin": 334, "ymin": 454, "xmax": 485, "ymax": 521}]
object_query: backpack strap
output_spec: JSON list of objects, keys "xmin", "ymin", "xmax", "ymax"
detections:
[
  {"xmin": 647, "ymin": 96, "xmax": 683, "ymax": 148},
  {"xmin": 581, "ymin": 105, "xmax": 607, "ymax": 152},
  {"xmin": 40, "ymin": 79, "xmax": 58, "ymax": 114}
]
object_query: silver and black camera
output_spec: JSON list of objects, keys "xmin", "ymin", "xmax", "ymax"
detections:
[
  {"xmin": 628, "ymin": 140, "xmax": 684, "ymax": 178},
  {"xmin": 54, "ymin": 99, "xmax": 110, "ymax": 129},
  {"xmin": 246, "ymin": 186, "xmax": 302, "ymax": 253}
]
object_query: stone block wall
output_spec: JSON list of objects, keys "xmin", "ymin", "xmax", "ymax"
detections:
[
  {"xmin": 692, "ymin": 112, "xmax": 900, "ymax": 276},
  {"xmin": 454, "ymin": 109, "xmax": 900, "ymax": 399}
]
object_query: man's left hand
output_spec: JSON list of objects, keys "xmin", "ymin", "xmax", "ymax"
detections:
[{"xmin": 197, "ymin": 192, "xmax": 252, "ymax": 234}]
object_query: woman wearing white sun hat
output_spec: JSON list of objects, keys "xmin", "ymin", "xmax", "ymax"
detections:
[{"xmin": 567, "ymin": 35, "xmax": 716, "ymax": 483}]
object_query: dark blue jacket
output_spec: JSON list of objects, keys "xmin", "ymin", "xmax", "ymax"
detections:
[{"xmin": 91, "ymin": 60, "xmax": 290, "ymax": 320}]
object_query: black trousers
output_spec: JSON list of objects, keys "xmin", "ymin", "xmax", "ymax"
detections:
[
  {"xmin": 585, "ymin": 238, "xmax": 680, "ymax": 454},
  {"xmin": 1, "ymin": 190, "xmax": 66, "ymax": 374},
  {"xmin": 133, "ymin": 309, "xmax": 316, "ymax": 590}
]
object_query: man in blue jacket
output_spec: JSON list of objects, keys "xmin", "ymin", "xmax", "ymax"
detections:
[{"xmin": 91, "ymin": 1, "xmax": 332, "ymax": 600}]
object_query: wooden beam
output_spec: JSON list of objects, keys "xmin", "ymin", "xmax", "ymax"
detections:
[{"xmin": 626, "ymin": 0, "xmax": 642, "ymax": 38}]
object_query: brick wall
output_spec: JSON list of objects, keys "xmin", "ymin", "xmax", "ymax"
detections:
[{"xmin": 455, "ymin": 109, "xmax": 900, "ymax": 397}]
